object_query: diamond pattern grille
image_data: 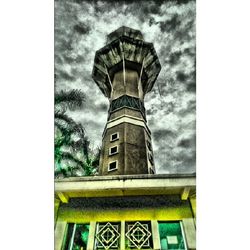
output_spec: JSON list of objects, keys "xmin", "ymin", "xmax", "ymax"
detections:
[
  {"xmin": 95, "ymin": 222, "xmax": 120, "ymax": 250},
  {"xmin": 125, "ymin": 221, "xmax": 152, "ymax": 249},
  {"xmin": 109, "ymin": 95, "xmax": 146, "ymax": 120}
]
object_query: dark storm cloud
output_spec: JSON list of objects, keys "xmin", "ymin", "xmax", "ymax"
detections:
[
  {"xmin": 159, "ymin": 14, "xmax": 180, "ymax": 32},
  {"xmin": 55, "ymin": 0, "xmax": 196, "ymax": 174},
  {"xmin": 186, "ymin": 81, "xmax": 196, "ymax": 92},
  {"xmin": 177, "ymin": 134, "xmax": 196, "ymax": 148},
  {"xmin": 73, "ymin": 22, "xmax": 91, "ymax": 34},
  {"xmin": 168, "ymin": 51, "xmax": 182, "ymax": 65},
  {"xmin": 176, "ymin": 71, "xmax": 188, "ymax": 82},
  {"xmin": 153, "ymin": 129, "xmax": 175, "ymax": 141},
  {"xmin": 99, "ymin": 103, "xmax": 108, "ymax": 112}
]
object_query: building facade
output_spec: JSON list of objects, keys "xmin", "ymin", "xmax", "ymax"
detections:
[{"xmin": 55, "ymin": 27, "xmax": 196, "ymax": 250}]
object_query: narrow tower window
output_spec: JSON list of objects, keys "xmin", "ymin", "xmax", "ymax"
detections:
[
  {"xmin": 148, "ymin": 153, "xmax": 154, "ymax": 166},
  {"xmin": 109, "ymin": 145, "xmax": 118, "ymax": 155},
  {"xmin": 110, "ymin": 132, "xmax": 119, "ymax": 142},
  {"xmin": 147, "ymin": 140, "xmax": 152, "ymax": 151},
  {"xmin": 108, "ymin": 160, "xmax": 118, "ymax": 171},
  {"xmin": 149, "ymin": 168, "xmax": 155, "ymax": 174}
]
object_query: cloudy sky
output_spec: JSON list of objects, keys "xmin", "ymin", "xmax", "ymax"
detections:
[{"xmin": 55, "ymin": 0, "xmax": 196, "ymax": 174}]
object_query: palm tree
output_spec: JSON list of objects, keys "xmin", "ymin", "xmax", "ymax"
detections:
[{"xmin": 54, "ymin": 89, "xmax": 99, "ymax": 178}]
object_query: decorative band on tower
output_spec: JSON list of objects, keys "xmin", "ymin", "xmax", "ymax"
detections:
[
  {"xmin": 92, "ymin": 26, "xmax": 161, "ymax": 176},
  {"xmin": 108, "ymin": 95, "xmax": 146, "ymax": 120}
]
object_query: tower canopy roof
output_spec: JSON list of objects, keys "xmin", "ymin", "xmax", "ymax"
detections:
[
  {"xmin": 92, "ymin": 26, "xmax": 161, "ymax": 98},
  {"xmin": 107, "ymin": 26, "xmax": 144, "ymax": 44}
]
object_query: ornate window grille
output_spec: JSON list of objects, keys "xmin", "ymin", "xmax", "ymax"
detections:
[
  {"xmin": 62, "ymin": 221, "xmax": 188, "ymax": 250},
  {"xmin": 125, "ymin": 221, "xmax": 153, "ymax": 249},
  {"xmin": 95, "ymin": 222, "xmax": 121, "ymax": 249},
  {"xmin": 108, "ymin": 95, "xmax": 146, "ymax": 120}
]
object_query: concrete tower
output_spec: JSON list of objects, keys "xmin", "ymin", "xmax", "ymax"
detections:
[{"xmin": 92, "ymin": 26, "xmax": 161, "ymax": 176}]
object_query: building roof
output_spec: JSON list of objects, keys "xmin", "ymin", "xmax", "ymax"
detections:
[{"xmin": 107, "ymin": 26, "xmax": 144, "ymax": 43}]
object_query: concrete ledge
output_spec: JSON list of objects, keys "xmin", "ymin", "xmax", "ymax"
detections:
[
  {"xmin": 55, "ymin": 174, "xmax": 196, "ymax": 202},
  {"xmin": 55, "ymin": 173, "xmax": 196, "ymax": 182}
]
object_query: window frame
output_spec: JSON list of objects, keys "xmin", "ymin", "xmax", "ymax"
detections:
[
  {"xmin": 157, "ymin": 221, "xmax": 188, "ymax": 250},
  {"xmin": 109, "ymin": 145, "xmax": 119, "ymax": 156},
  {"xmin": 110, "ymin": 132, "xmax": 119, "ymax": 142},
  {"xmin": 62, "ymin": 223, "xmax": 90, "ymax": 250},
  {"xmin": 108, "ymin": 160, "xmax": 118, "ymax": 172}
]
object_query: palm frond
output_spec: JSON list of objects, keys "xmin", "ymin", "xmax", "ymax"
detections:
[
  {"xmin": 55, "ymin": 89, "xmax": 85, "ymax": 111},
  {"xmin": 55, "ymin": 112, "xmax": 85, "ymax": 135},
  {"xmin": 59, "ymin": 152, "xmax": 95, "ymax": 176},
  {"xmin": 54, "ymin": 89, "xmax": 100, "ymax": 178},
  {"xmin": 91, "ymin": 147, "xmax": 101, "ymax": 168},
  {"xmin": 70, "ymin": 138, "xmax": 87, "ymax": 151},
  {"xmin": 59, "ymin": 152, "xmax": 84, "ymax": 167}
]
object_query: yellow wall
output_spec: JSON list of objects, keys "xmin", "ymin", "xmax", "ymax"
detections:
[
  {"xmin": 57, "ymin": 201, "xmax": 193, "ymax": 223},
  {"xmin": 55, "ymin": 196, "xmax": 196, "ymax": 250}
]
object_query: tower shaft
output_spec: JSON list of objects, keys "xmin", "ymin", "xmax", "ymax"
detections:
[
  {"xmin": 92, "ymin": 27, "xmax": 161, "ymax": 176},
  {"xmin": 99, "ymin": 68, "xmax": 154, "ymax": 175}
]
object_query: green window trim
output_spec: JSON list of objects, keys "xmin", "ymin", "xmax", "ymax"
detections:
[{"xmin": 158, "ymin": 221, "xmax": 187, "ymax": 250}]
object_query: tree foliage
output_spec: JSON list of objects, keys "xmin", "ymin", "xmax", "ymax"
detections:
[{"xmin": 54, "ymin": 89, "xmax": 99, "ymax": 178}]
